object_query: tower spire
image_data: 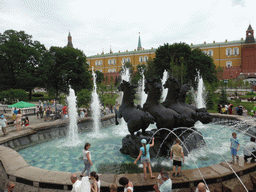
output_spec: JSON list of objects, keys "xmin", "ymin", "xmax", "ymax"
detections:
[
  {"xmin": 67, "ymin": 30, "xmax": 73, "ymax": 48},
  {"xmin": 137, "ymin": 32, "xmax": 142, "ymax": 51},
  {"xmin": 245, "ymin": 24, "xmax": 255, "ymax": 44}
]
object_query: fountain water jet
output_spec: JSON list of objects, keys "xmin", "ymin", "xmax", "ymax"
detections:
[
  {"xmin": 67, "ymin": 86, "xmax": 80, "ymax": 145},
  {"xmin": 161, "ymin": 70, "xmax": 168, "ymax": 101},
  {"xmin": 91, "ymin": 68, "xmax": 101, "ymax": 134},
  {"xmin": 139, "ymin": 70, "xmax": 147, "ymax": 107}
]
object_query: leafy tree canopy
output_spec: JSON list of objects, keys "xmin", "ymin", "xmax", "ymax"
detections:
[
  {"xmin": 40, "ymin": 46, "xmax": 92, "ymax": 97},
  {"xmin": 152, "ymin": 42, "xmax": 217, "ymax": 87},
  {"xmin": 0, "ymin": 30, "xmax": 47, "ymax": 98}
]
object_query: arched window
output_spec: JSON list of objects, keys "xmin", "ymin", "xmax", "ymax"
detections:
[
  {"xmin": 108, "ymin": 59, "xmax": 112, "ymax": 65},
  {"xmin": 99, "ymin": 69, "xmax": 102, "ymax": 72},
  {"xmin": 226, "ymin": 48, "xmax": 232, "ymax": 56},
  {"xmin": 122, "ymin": 58, "xmax": 126, "ymax": 64},
  {"xmin": 144, "ymin": 56, "xmax": 148, "ymax": 62},
  {"xmin": 127, "ymin": 57, "xmax": 131, "ymax": 63},
  {"xmin": 99, "ymin": 60, "xmax": 102, "ymax": 66},
  {"xmin": 86, "ymin": 61, "xmax": 90, "ymax": 66},
  {"xmin": 226, "ymin": 61, "xmax": 232, "ymax": 68},
  {"xmin": 202, "ymin": 50, "xmax": 207, "ymax": 54},
  {"xmin": 95, "ymin": 60, "xmax": 98, "ymax": 66},
  {"xmin": 139, "ymin": 56, "xmax": 143, "ymax": 63},
  {"xmin": 112, "ymin": 68, "xmax": 116, "ymax": 72},
  {"xmin": 113, "ymin": 59, "xmax": 116, "ymax": 65},
  {"xmin": 208, "ymin": 50, "xmax": 213, "ymax": 57},
  {"xmin": 108, "ymin": 69, "xmax": 112, "ymax": 73},
  {"xmin": 233, "ymin": 48, "xmax": 239, "ymax": 55}
]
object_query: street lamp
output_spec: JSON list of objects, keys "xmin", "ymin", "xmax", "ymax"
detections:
[{"xmin": 224, "ymin": 79, "xmax": 228, "ymax": 94}]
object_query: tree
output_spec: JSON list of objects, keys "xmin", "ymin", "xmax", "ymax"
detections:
[
  {"xmin": 0, "ymin": 30, "xmax": 47, "ymax": 99},
  {"xmin": 95, "ymin": 70, "xmax": 104, "ymax": 84},
  {"xmin": 0, "ymin": 89, "xmax": 27, "ymax": 104},
  {"xmin": 41, "ymin": 46, "xmax": 92, "ymax": 98},
  {"xmin": 216, "ymin": 65, "xmax": 224, "ymax": 80},
  {"xmin": 153, "ymin": 43, "xmax": 217, "ymax": 86},
  {"xmin": 77, "ymin": 89, "xmax": 91, "ymax": 107}
]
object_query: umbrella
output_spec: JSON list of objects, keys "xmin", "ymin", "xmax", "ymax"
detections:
[{"xmin": 8, "ymin": 101, "xmax": 36, "ymax": 108}]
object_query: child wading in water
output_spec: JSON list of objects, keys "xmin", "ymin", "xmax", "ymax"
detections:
[
  {"xmin": 81, "ymin": 143, "xmax": 92, "ymax": 177},
  {"xmin": 170, "ymin": 138, "xmax": 184, "ymax": 177},
  {"xmin": 134, "ymin": 138, "xmax": 155, "ymax": 180},
  {"xmin": 230, "ymin": 132, "xmax": 240, "ymax": 164}
]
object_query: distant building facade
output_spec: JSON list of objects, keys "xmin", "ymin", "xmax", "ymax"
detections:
[{"xmin": 82, "ymin": 25, "xmax": 256, "ymax": 80}]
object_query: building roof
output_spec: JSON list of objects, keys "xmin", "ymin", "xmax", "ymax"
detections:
[
  {"xmin": 88, "ymin": 48, "xmax": 156, "ymax": 58},
  {"xmin": 87, "ymin": 39, "xmax": 245, "ymax": 58}
]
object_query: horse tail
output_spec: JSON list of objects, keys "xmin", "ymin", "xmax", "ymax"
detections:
[{"xmin": 115, "ymin": 108, "xmax": 119, "ymax": 125}]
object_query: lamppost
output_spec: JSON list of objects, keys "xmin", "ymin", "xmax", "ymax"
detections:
[{"xmin": 224, "ymin": 79, "xmax": 228, "ymax": 94}]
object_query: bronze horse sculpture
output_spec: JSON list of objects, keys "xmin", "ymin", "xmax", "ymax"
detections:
[
  {"xmin": 179, "ymin": 84, "xmax": 212, "ymax": 124},
  {"xmin": 142, "ymin": 77, "xmax": 181, "ymax": 129},
  {"xmin": 162, "ymin": 76, "xmax": 196, "ymax": 127},
  {"xmin": 115, "ymin": 80, "xmax": 155, "ymax": 138}
]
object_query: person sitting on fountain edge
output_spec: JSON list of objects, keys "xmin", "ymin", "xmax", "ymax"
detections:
[
  {"xmin": 134, "ymin": 138, "xmax": 155, "ymax": 180},
  {"xmin": 170, "ymin": 138, "xmax": 184, "ymax": 177},
  {"xmin": 230, "ymin": 132, "xmax": 240, "ymax": 164},
  {"xmin": 119, "ymin": 177, "xmax": 133, "ymax": 192},
  {"xmin": 244, "ymin": 137, "xmax": 256, "ymax": 163},
  {"xmin": 153, "ymin": 171, "xmax": 172, "ymax": 192}
]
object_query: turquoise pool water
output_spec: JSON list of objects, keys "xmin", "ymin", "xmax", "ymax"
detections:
[{"xmin": 18, "ymin": 122, "xmax": 250, "ymax": 174}]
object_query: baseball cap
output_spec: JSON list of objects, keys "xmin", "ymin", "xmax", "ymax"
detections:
[
  {"xmin": 0, "ymin": 115, "xmax": 4, "ymax": 118},
  {"xmin": 141, "ymin": 139, "xmax": 147, "ymax": 144}
]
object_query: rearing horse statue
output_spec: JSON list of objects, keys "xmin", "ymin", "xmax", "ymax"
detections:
[
  {"xmin": 143, "ymin": 77, "xmax": 181, "ymax": 129},
  {"xmin": 162, "ymin": 76, "xmax": 196, "ymax": 127},
  {"xmin": 115, "ymin": 80, "xmax": 155, "ymax": 138}
]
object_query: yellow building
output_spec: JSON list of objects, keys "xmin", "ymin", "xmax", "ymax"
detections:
[{"xmin": 87, "ymin": 26, "xmax": 252, "ymax": 74}]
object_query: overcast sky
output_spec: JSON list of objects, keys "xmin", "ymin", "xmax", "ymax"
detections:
[{"xmin": 0, "ymin": 0, "xmax": 255, "ymax": 56}]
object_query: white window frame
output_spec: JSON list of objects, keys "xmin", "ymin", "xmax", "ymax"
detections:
[
  {"xmin": 127, "ymin": 57, "xmax": 131, "ymax": 63},
  {"xmin": 108, "ymin": 69, "xmax": 112, "ymax": 73},
  {"xmin": 122, "ymin": 58, "xmax": 126, "ymax": 64},
  {"xmin": 144, "ymin": 56, "xmax": 148, "ymax": 62},
  {"xmin": 226, "ymin": 48, "xmax": 232, "ymax": 56},
  {"xmin": 108, "ymin": 59, "xmax": 111, "ymax": 65},
  {"xmin": 86, "ymin": 61, "xmax": 90, "ymax": 66},
  {"xmin": 207, "ymin": 50, "xmax": 213, "ymax": 57},
  {"xmin": 226, "ymin": 61, "xmax": 232, "ymax": 68},
  {"xmin": 112, "ymin": 68, "xmax": 116, "ymax": 72},
  {"xmin": 139, "ymin": 56, "xmax": 143, "ymax": 63},
  {"xmin": 233, "ymin": 47, "xmax": 239, "ymax": 56},
  {"xmin": 95, "ymin": 60, "xmax": 98, "ymax": 66},
  {"xmin": 99, "ymin": 60, "xmax": 102, "ymax": 66},
  {"xmin": 113, "ymin": 59, "xmax": 116, "ymax": 65}
]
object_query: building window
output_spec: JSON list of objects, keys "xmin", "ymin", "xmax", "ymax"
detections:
[
  {"xmin": 86, "ymin": 61, "xmax": 90, "ymax": 66},
  {"xmin": 144, "ymin": 56, "xmax": 148, "ymax": 62},
  {"xmin": 226, "ymin": 48, "xmax": 232, "ymax": 56},
  {"xmin": 207, "ymin": 50, "xmax": 213, "ymax": 57},
  {"xmin": 202, "ymin": 50, "xmax": 207, "ymax": 54},
  {"xmin": 99, "ymin": 60, "xmax": 102, "ymax": 66},
  {"xmin": 122, "ymin": 58, "xmax": 126, "ymax": 64},
  {"xmin": 108, "ymin": 59, "xmax": 112, "ymax": 65},
  {"xmin": 112, "ymin": 68, "xmax": 116, "ymax": 72},
  {"xmin": 108, "ymin": 69, "xmax": 112, "ymax": 73},
  {"xmin": 95, "ymin": 60, "xmax": 98, "ymax": 66},
  {"xmin": 226, "ymin": 61, "xmax": 232, "ymax": 68},
  {"xmin": 233, "ymin": 48, "xmax": 239, "ymax": 55},
  {"xmin": 139, "ymin": 56, "xmax": 143, "ymax": 63},
  {"xmin": 99, "ymin": 69, "xmax": 102, "ymax": 72},
  {"xmin": 113, "ymin": 59, "xmax": 116, "ymax": 65},
  {"xmin": 127, "ymin": 57, "xmax": 131, "ymax": 63}
]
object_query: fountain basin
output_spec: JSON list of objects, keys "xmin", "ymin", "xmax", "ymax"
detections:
[{"xmin": 1, "ymin": 114, "xmax": 256, "ymax": 191}]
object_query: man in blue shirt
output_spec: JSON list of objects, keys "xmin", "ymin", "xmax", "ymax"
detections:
[{"xmin": 153, "ymin": 171, "xmax": 172, "ymax": 192}]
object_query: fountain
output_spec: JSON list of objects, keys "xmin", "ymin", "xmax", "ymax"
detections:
[
  {"xmin": 66, "ymin": 86, "xmax": 80, "ymax": 145},
  {"xmin": 91, "ymin": 68, "xmax": 101, "ymax": 134},
  {"xmin": 161, "ymin": 69, "xmax": 168, "ymax": 101},
  {"xmin": 139, "ymin": 71, "xmax": 147, "ymax": 107}
]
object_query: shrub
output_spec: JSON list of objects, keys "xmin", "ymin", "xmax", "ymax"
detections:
[
  {"xmin": 246, "ymin": 92, "xmax": 254, "ymax": 95},
  {"xmin": 0, "ymin": 89, "xmax": 28, "ymax": 104},
  {"xmin": 32, "ymin": 93, "xmax": 44, "ymax": 97}
]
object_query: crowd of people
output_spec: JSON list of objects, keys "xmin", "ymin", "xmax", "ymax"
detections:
[{"xmin": 217, "ymin": 103, "xmax": 248, "ymax": 116}]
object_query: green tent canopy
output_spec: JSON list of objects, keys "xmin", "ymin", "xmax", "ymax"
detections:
[{"xmin": 8, "ymin": 101, "xmax": 36, "ymax": 108}]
